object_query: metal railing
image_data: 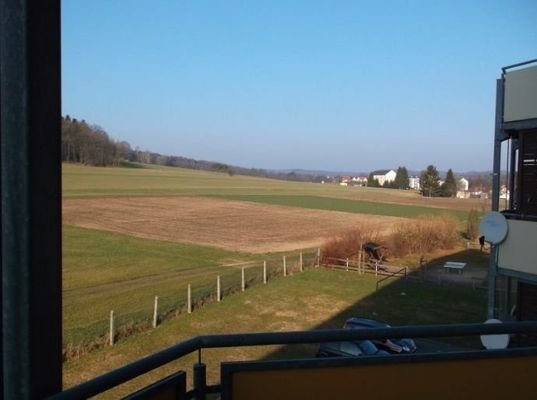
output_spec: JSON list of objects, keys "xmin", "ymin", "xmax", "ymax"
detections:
[
  {"xmin": 49, "ymin": 321, "xmax": 537, "ymax": 399},
  {"xmin": 376, "ymin": 266, "xmax": 408, "ymax": 291}
]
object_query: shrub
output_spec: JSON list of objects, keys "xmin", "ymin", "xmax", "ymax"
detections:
[
  {"xmin": 466, "ymin": 208, "xmax": 479, "ymax": 240},
  {"xmin": 321, "ymin": 226, "xmax": 380, "ymax": 264},
  {"xmin": 389, "ymin": 215, "xmax": 460, "ymax": 257}
]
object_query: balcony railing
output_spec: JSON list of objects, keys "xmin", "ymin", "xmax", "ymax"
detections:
[{"xmin": 49, "ymin": 321, "xmax": 537, "ymax": 399}]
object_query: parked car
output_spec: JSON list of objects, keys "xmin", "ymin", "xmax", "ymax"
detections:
[
  {"xmin": 343, "ymin": 317, "xmax": 417, "ymax": 354},
  {"xmin": 316, "ymin": 339, "xmax": 389, "ymax": 358}
]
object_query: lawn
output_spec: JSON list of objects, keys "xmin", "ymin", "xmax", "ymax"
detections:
[
  {"xmin": 63, "ymin": 268, "xmax": 487, "ymax": 398},
  {"xmin": 63, "ymin": 225, "xmax": 313, "ymax": 346}
]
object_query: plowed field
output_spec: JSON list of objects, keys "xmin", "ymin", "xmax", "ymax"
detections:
[{"xmin": 63, "ymin": 196, "xmax": 404, "ymax": 253}]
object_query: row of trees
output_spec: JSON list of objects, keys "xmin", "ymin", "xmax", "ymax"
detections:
[
  {"xmin": 62, "ymin": 116, "xmax": 130, "ymax": 166},
  {"xmin": 366, "ymin": 164, "xmax": 463, "ymax": 198},
  {"xmin": 62, "ymin": 116, "xmax": 490, "ymax": 194},
  {"xmin": 420, "ymin": 165, "xmax": 458, "ymax": 197},
  {"xmin": 61, "ymin": 116, "xmax": 325, "ymax": 182}
]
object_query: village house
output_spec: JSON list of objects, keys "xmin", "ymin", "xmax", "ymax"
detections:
[
  {"xmin": 371, "ymin": 169, "xmax": 396, "ymax": 186},
  {"xmin": 456, "ymin": 177, "xmax": 470, "ymax": 198},
  {"xmin": 458, "ymin": 177, "xmax": 469, "ymax": 191},
  {"xmin": 351, "ymin": 176, "xmax": 368, "ymax": 186},
  {"xmin": 409, "ymin": 176, "xmax": 420, "ymax": 191}
]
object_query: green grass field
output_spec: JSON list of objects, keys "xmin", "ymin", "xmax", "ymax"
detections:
[
  {"xmin": 63, "ymin": 225, "xmax": 314, "ymax": 346},
  {"xmin": 62, "ymin": 164, "xmax": 479, "ymax": 347},
  {"xmin": 62, "ymin": 163, "xmax": 485, "ymax": 212},
  {"xmin": 61, "ymin": 163, "xmax": 490, "ymax": 397},
  {"xmin": 216, "ymin": 194, "xmax": 468, "ymax": 220},
  {"xmin": 64, "ymin": 268, "xmax": 487, "ymax": 398},
  {"xmin": 62, "ymin": 163, "xmax": 412, "ymax": 198}
]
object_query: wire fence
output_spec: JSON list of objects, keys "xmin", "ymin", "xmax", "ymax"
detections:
[{"xmin": 63, "ymin": 249, "xmax": 320, "ymax": 358}]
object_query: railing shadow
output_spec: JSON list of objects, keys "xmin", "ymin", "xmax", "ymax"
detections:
[{"xmin": 260, "ymin": 248, "xmax": 490, "ymax": 361}]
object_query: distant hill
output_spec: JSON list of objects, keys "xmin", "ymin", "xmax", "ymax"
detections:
[
  {"xmin": 62, "ymin": 115, "xmax": 495, "ymax": 186},
  {"xmin": 277, "ymin": 169, "xmax": 369, "ymax": 177}
]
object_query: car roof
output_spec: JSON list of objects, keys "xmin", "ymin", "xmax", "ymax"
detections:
[{"xmin": 345, "ymin": 317, "xmax": 390, "ymax": 328}]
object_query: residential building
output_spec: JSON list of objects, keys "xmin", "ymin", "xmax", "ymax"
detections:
[
  {"xmin": 487, "ymin": 60, "xmax": 537, "ymax": 327},
  {"xmin": 409, "ymin": 176, "xmax": 420, "ymax": 190},
  {"xmin": 370, "ymin": 169, "xmax": 396, "ymax": 186},
  {"xmin": 458, "ymin": 177, "xmax": 469, "ymax": 191},
  {"xmin": 351, "ymin": 176, "xmax": 368, "ymax": 186}
]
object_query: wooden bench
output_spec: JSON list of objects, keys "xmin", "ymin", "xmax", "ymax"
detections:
[{"xmin": 443, "ymin": 261, "xmax": 466, "ymax": 274}]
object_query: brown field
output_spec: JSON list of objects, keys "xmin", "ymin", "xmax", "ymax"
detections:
[{"xmin": 63, "ymin": 196, "xmax": 405, "ymax": 253}]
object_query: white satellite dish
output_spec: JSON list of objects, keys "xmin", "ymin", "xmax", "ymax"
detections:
[
  {"xmin": 480, "ymin": 319, "xmax": 510, "ymax": 350},
  {"xmin": 479, "ymin": 211, "xmax": 508, "ymax": 245}
]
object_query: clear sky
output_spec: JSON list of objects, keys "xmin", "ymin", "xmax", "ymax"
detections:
[{"xmin": 62, "ymin": 1, "xmax": 537, "ymax": 173}]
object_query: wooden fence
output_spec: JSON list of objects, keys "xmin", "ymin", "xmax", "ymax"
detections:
[{"xmin": 320, "ymin": 256, "xmax": 408, "ymax": 278}]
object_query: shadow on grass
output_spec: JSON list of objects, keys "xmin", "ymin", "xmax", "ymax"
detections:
[{"xmin": 262, "ymin": 248, "xmax": 490, "ymax": 361}]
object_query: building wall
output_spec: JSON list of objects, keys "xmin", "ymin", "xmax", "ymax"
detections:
[
  {"xmin": 373, "ymin": 170, "xmax": 396, "ymax": 186},
  {"xmin": 458, "ymin": 178, "xmax": 469, "ymax": 191},
  {"xmin": 409, "ymin": 176, "xmax": 420, "ymax": 190},
  {"xmin": 498, "ymin": 219, "xmax": 537, "ymax": 275}
]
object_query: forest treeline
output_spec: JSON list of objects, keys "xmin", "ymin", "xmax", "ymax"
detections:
[{"xmin": 61, "ymin": 116, "xmax": 322, "ymax": 182}]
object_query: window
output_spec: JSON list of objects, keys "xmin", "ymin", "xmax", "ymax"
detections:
[{"xmin": 517, "ymin": 130, "xmax": 537, "ymax": 215}]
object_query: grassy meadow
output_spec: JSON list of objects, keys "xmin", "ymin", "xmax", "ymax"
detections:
[
  {"xmin": 218, "ymin": 194, "xmax": 469, "ymax": 220},
  {"xmin": 63, "ymin": 163, "xmax": 485, "ymax": 213},
  {"xmin": 62, "ymin": 163, "xmax": 488, "ymax": 393},
  {"xmin": 64, "ymin": 225, "xmax": 314, "ymax": 347},
  {"xmin": 64, "ymin": 268, "xmax": 487, "ymax": 397},
  {"xmin": 61, "ymin": 164, "xmax": 482, "ymax": 346}
]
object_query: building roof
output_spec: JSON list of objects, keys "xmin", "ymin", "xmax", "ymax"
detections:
[{"xmin": 371, "ymin": 169, "xmax": 393, "ymax": 176}]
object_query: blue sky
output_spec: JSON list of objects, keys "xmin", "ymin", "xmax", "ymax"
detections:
[{"xmin": 62, "ymin": 1, "xmax": 537, "ymax": 173}]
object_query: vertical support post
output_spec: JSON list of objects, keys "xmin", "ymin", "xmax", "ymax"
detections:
[
  {"xmin": 317, "ymin": 248, "xmax": 321, "ymax": 267},
  {"xmin": 217, "ymin": 276, "xmax": 221, "ymax": 302},
  {"xmin": 283, "ymin": 256, "xmax": 287, "ymax": 277},
  {"xmin": 359, "ymin": 241, "xmax": 363, "ymax": 274},
  {"xmin": 241, "ymin": 267, "xmax": 245, "ymax": 291},
  {"xmin": 187, "ymin": 284, "xmax": 192, "ymax": 314},
  {"xmin": 300, "ymin": 252, "xmax": 303, "ymax": 272},
  {"xmin": 505, "ymin": 276, "xmax": 512, "ymax": 317},
  {"xmin": 109, "ymin": 310, "xmax": 115, "ymax": 346},
  {"xmin": 375, "ymin": 262, "xmax": 378, "ymax": 277},
  {"xmin": 509, "ymin": 139, "xmax": 518, "ymax": 210},
  {"xmin": 263, "ymin": 261, "xmax": 267, "ymax": 284},
  {"xmin": 1, "ymin": 1, "xmax": 62, "ymax": 397},
  {"xmin": 346, "ymin": 258, "xmax": 349, "ymax": 271},
  {"xmin": 488, "ymin": 78, "xmax": 506, "ymax": 319},
  {"xmin": 193, "ymin": 363, "xmax": 207, "ymax": 400},
  {"xmin": 153, "ymin": 296, "xmax": 159, "ymax": 328}
]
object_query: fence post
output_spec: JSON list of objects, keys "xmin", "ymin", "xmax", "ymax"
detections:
[
  {"xmin": 300, "ymin": 252, "xmax": 303, "ymax": 272},
  {"xmin": 316, "ymin": 248, "xmax": 320, "ymax": 267},
  {"xmin": 346, "ymin": 258, "xmax": 349, "ymax": 272},
  {"xmin": 241, "ymin": 267, "xmax": 245, "ymax": 291},
  {"xmin": 109, "ymin": 310, "xmax": 115, "ymax": 346},
  {"xmin": 360, "ymin": 241, "xmax": 363, "ymax": 274},
  {"xmin": 188, "ymin": 284, "xmax": 192, "ymax": 314},
  {"xmin": 153, "ymin": 296, "xmax": 159, "ymax": 328},
  {"xmin": 283, "ymin": 256, "xmax": 287, "ymax": 277},
  {"xmin": 263, "ymin": 261, "xmax": 267, "ymax": 284},
  {"xmin": 358, "ymin": 251, "xmax": 362, "ymax": 274},
  {"xmin": 217, "ymin": 276, "xmax": 221, "ymax": 302},
  {"xmin": 375, "ymin": 262, "xmax": 378, "ymax": 277}
]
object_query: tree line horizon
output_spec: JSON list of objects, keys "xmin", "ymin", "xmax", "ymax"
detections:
[{"xmin": 61, "ymin": 115, "xmax": 493, "ymax": 196}]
